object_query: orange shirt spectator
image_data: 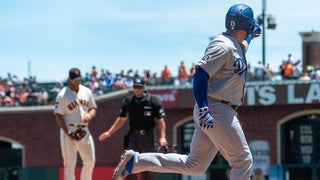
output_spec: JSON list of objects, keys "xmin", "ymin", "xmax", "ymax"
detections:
[
  {"xmin": 19, "ymin": 89, "xmax": 29, "ymax": 104},
  {"xmin": 161, "ymin": 65, "xmax": 171, "ymax": 79},
  {"xmin": 161, "ymin": 65, "xmax": 172, "ymax": 85},
  {"xmin": 283, "ymin": 62, "xmax": 293, "ymax": 79},
  {"xmin": 178, "ymin": 61, "xmax": 188, "ymax": 85}
]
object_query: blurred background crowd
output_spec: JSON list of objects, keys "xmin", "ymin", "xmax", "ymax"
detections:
[{"xmin": 1, "ymin": 56, "xmax": 319, "ymax": 107}]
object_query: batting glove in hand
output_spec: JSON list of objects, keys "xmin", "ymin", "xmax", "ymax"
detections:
[
  {"xmin": 198, "ymin": 107, "xmax": 214, "ymax": 129},
  {"xmin": 246, "ymin": 24, "xmax": 262, "ymax": 44},
  {"xmin": 252, "ymin": 24, "xmax": 262, "ymax": 38}
]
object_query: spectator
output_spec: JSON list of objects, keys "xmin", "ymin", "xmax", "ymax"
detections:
[
  {"xmin": 254, "ymin": 61, "xmax": 266, "ymax": 81},
  {"xmin": 51, "ymin": 81, "xmax": 63, "ymax": 93},
  {"xmin": 287, "ymin": 53, "xmax": 295, "ymax": 64},
  {"xmin": 306, "ymin": 64, "xmax": 315, "ymax": 73},
  {"xmin": 84, "ymin": 72, "xmax": 91, "ymax": 83},
  {"xmin": 0, "ymin": 96, "xmax": 4, "ymax": 107},
  {"xmin": 161, "ymin": 65, "xmax": 172, "ymax": 85},
  {"xmin": 91, "ymin": 66, "xmax": 98, "ymax": 82},
  {"xmin": 18, "ymin": 87, "xmax": 29, "ymax": 105},
  {"xmin": 0, "ymin": 79, "xmax": 4, "ymax": 96},
  {"xmin": 178, "ymin": 61, "xmax": 189, "ymax": 85},
  {"xmin": 104, "ymin": 71, "xmax": 115, "ymax": 87},
  {"xmin": 23, "ymin": 94, "xmax": 39, "ymax": 106},
  {"xmin": 265, "ymin": 63, "xmax": 273, "ymax": 80},
  {"xmin": 299, "ymin": 71, "xmax": 311, "ymax": 81},
  {"xmin": 308, "ymin": 64, "xmax": 319, "ymax": 79},
  {"xmin": 143, "ymin": 69, "xmax": 151, "ymax": 83},
  {"xmin": 134, "ymin": 70, "xmax": 140, "ymax": 79},
  {"xmin": 292, "ymin": 60, "xmax": 302, "ymax": 79},
  {"xmin": 127, "ymin": 69, "xmax": 135, "ymax": 83},
  {"xmin": 279, "ymin": 60, "xmax": 286, "ymax": 80},
  {"xmin": 38, "ymin": 88, "xmax": 49, "ymax": 105},
  {"xmin": 283, "ymin": 61, "xmax": 294, "ymax": 80},
  {"xmin": 314, "ymin": 66, "xmax": 320, "ymax": 79},
  {"xmin": 99, "ymin": 68, "xmax": 106, "ymax": 80},
  {"xmin": 282, "ymin": 58, "xmax": 301, "ymax": 80},
  {"xmin": 114, "ymin": 73, "xmax": 128, "ymax": 89},
  {"xmin": 4, "ymin": 96, "xmax": 15, "ymax": 107},
  {"xmin": 189, "ymin": 63, "xmax": 196, "ymax": 83},
  {"xmin": 247, "ymin": 63, "xmax": 254, "ymax": 81},
  {"xmin": 148, "ymin": 72, "xmax": 160, "ymax": 86}
]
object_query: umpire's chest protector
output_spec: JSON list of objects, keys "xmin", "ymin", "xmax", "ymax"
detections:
[{"xmin": 127, "ymin": 94, "xmax": 158, "ymax": 129}]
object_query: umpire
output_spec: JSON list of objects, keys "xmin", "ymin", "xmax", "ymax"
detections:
[{"xmin": 99, "ymin": 78, "xmax": 167, "ymax": 180}]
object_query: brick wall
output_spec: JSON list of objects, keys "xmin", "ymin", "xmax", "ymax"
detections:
[{"xmin": 1, "ymin": 84, "xmax": 320, "ymax": 167}]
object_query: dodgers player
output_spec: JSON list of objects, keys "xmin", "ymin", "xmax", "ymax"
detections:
[
  {"xmin": 54, "ymin": 68, "xmax": 97, "ymax": 180},
  {"xmin": 112, "ymin": 4, "xmax": 261, "ymax": 180}
]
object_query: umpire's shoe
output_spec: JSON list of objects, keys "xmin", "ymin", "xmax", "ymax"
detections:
[{"xmin": 112, "ymin": 150, "xmax": 136, "ymax": 180}]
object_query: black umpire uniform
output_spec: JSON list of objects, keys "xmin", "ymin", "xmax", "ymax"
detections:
[
  {"xmin": 124, "ymin": 79, "xmax": 167, "ymax": 180},
  {"xmin": 99, "ymin": 78, "xmax": 167, "ymax": 180},
  {"xmin": 121, "ymin": 90, "xmax": 166, "ymax": 152}
]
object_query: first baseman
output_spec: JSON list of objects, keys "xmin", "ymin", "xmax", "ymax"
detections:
[
  {"xmin": 112, "ymin": 4, "xmax": 262, "ymax": 180},
  {"xmin": 54, "ymin": 67, "xmax": 98, "ymax": 180}
]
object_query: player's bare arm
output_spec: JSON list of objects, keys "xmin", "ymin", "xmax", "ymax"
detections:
[
  {"xmin": 157, "ymin": 118, "xmax": 167, "ymax": 147},
  {"xmin": 83, "ymin": 108, "xmax": 97, "ymax": 123},
  {"xmin": 54, "ymin": 113, "xmax": 69, "ymax": 135},
  {"xmin": 99, "ymin": 116, "xmax": 128, "ymax": 141}
]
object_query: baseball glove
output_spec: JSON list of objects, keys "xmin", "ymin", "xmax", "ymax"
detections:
[{"xmin": 69, "ymin": 128, "xmax": 86, "ymax": 141}]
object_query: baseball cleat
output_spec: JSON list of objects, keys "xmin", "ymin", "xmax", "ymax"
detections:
[{"xmin": 112, "ymin": 150, "xmax": 136, "ymax": 180}]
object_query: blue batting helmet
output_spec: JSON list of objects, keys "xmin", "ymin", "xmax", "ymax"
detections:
[{"xmin": 225, "ymin": 4, "xmax": 256, "ymax": 34}]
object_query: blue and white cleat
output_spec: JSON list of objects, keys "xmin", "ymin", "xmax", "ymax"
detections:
[{"xmin": 112, "ymin": 150, "xmax": 136, "ymax": 180}]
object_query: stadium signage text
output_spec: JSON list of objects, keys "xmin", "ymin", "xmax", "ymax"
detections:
[
  {"xmin": 149, "ymin": 90, "xmax": 179, "ymax": 107},
  {"xmin": 245, "ymin": 83, "xmax": 320, "ymax": 106}
]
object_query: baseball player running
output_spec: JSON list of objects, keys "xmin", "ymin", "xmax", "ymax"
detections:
[
  {"xmin": 111, "ymin": 4, "xmax": 261, "ymax": 180},
  {"xmin": 54, "ymin": 68, "xmax": 98, "ymax": 180}
]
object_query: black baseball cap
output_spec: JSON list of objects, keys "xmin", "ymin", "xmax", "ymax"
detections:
[
  {"xmin": 69, "ymin": 68, "xmax": 83, "ymax": 80},
  {"xmin": 133, "ymin": 78, "xmax": 145, "ymax": 88}
]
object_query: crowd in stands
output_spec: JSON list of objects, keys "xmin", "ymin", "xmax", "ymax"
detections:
[
  {"xmin": 247, "ymin": 54, "xmax": 320, "ymax": 81},
  {"xmin": 1, "ymin": 55, "xmax": 320, "ymax": 107},
  {"xmin": 0, "ymin": 74, "xmax": 51, "ymax": 107}
]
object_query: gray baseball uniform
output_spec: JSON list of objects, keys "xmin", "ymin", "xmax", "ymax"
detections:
[
  {"xmin": 128, "ymin": 33, "xmax": 252, "ymax": 179},
  {"xmin": 112, "ymin": 4, "xmax": 261, "ymax": 180}
]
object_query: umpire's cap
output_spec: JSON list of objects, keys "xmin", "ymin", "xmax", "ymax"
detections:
[
  {"xmin": 69, "ymin": 68, "xmax": 83, "ymax": 81},
  {"xmin": 133, "ymin": 78, "xmax": 145, "ymax": 88}
]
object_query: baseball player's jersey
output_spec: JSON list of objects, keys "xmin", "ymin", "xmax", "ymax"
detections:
[
  {"xmin": 54, "ymin": 84, "xmax": 97, "ymax": 132},
  {"xmin": 197, "ymin": 32, "xmax": 247, "ymax": 106}
]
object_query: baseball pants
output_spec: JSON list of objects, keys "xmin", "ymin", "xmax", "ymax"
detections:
[
  {"xmin": 131, "ymin": 102, "xmax": 253, "ymax": 180},
  {"xmin": 60, "ymin": 130, "xmax": 96, "ymax": 180}
]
